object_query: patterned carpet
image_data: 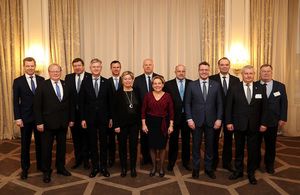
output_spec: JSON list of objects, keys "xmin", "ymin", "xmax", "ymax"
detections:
[{"xmin": 0, "ymin": 135, "xmax": 300, "ymax": 195}]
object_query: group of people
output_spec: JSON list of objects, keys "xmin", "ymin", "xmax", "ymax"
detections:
[{"xmin": 13, "ymin": 56, "xmax": 287, "ymax": 185}]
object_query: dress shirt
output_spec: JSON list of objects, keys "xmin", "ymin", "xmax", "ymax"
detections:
[
  {"xmin": 243, "ymin": 81, "xmax": 253, "ymax": 99},
  {"xmin": 93, "ymin": 76, "xmax": 101, "ymax": 91},
  {"xmin": 144, "ymin": 73, "xmax": 153, "ymax": 91},
  {"xmin": 112, "ymin": 76, "xmax": 120, "ymax": 88},
  {"xmin": 219, "ymin": 73, "xmax": 229, "ymax": 89},
  {"xmin": 199, "ymin": 78, "xmax": 209, "ymax": 93},
  {"xmin": 176, "ymin": 78, "xmax": 186, "ymax": 94},
  {"xmin": 76, "ymin": 72, "xmax": 85, "ymax": 92},
  {"xmin": 25, "ymin": 73, "xmax": 37, "ymax": 91},
  {"xmin": 260, "ymin": 79, "xmax": 273, "ymax": 98},
  {"xmin": 51, "ymin": 79, "xmax": 64, "ymax": 100}
]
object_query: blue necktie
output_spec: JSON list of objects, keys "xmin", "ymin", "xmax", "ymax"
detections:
[
  {"xmin": 179, "ymin": 80, "xmax": 184, "ymax": 112},
  {"xmin": 30, "ymin": 76, "xmax": 35, "ymax": 94},
  {"xmin": 115, "ymin": 78, "xmax": 118, "ymax": 90},
  {"xmin": 55, "ymin": 82, "xmax": 62, "ymax": 102},
  {"xmin": 223, "ymin": 76, "xmax": 227, "ymax": 95}
]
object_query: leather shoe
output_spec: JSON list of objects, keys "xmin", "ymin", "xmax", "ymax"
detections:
[
  {"xmin": 167, "ymin": 164, "xmax": 173, "ymax": 171},
  {"xmin": 229, "ymin": 171, "xmax": 243, "ymax": 180},
  {"xmin": 71, "ymin": 161, "xmax": 82, "ymax": 169},
  {"xmin": 100, "ymin": 169, "xmax": 110, "ymax": 177},
  {"xmin": 192, "ymin": 169, "xmax": 199, "ymax": 179},
  {"xmin": 107, "ymin": 160, "xmax": 114, "ymax": 168},
  {"xmin": 248, "ymin": 174, "xmax": 257, "ymax": 185},
  {"xmin": 131, "ymin": 169, "xmax": 137, "ymax": 178},
  {"xmin": 266, "ymin": 165, "xmax": 275, "ymax": 174},
  {"xmin": 57, "ymin": 169, "xmax": 71, "ymax": 176},
  {"xmin": 120, "ymin": 169, "xmax": 127, "ymax": 178},
  {"xmin": 149, "ymin": 170, "xmax": 156, "ymax": 177},
  {"xmin": 183, "ymin": 164, "xmax": 192, "ymax": 171},
  {"xmin": 84, "ymin": 161, "xmax": 90, "ymax": 170},
  {"xmin": 159, "ymin": 169, "xmax": 165, "ymax": 177},
  {"xmin": 21, "ymin": 170, "xmax": 28, "ymax": 180},
  {"xmin": 43, "ymin": 174, "xmax": 51, "ymax": 183},
  {"xmin": 205, "ymin": 170, "xmax": 216, "ymax": 179},
  {"xmin": 89, "ymin": 169, "xmax": 99, "ymax": 178},
  {"xmin": 223, "ymin": 165, "xmax": 235, "ymax": 173}
]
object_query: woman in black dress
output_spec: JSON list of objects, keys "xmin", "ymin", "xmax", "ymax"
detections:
[
  {"xmin": 141, "ymin": 76, "xmax": 174, "ymax": 177},
  {"xmin": 112, "ymin": 71, "xmax": 141, "ymax": 178}
]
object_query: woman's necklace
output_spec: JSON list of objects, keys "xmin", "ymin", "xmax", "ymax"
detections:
[{"xmin": 125, "ymin": 91, "xmax": 133, "ymax": 108}]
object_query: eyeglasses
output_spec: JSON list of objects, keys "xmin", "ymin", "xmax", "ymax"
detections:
[{"xmin": 49, "ymin": 71, "xmax": 61, "ymax": 74}]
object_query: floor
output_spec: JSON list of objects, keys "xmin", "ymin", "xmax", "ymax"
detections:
[{"xmin": 0, "ymin": 135, "xmax": 300, "ymax": 195}]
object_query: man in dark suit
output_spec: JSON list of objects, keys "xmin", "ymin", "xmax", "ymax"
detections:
[
  {"xmin": 163, "ymin": 64, "xmax": 192, "ymax": 171},
  {"xmin": 107, "ymin": 60, "xmax": 123, "ymax": 167},
  {"xmin": 185, "ymin": 61, "xmax": 223, "ymax": 179},
  {"xmin": 13, "ymin": 57, "xmax": 44, "ymax": 180},
  {"xmin": 34, "ymin": 63, "xmax": 75, "ymax": 183},
  {"xmin": 256, "ymin": 64, "xmax": 288, "ymax": 174},
  {"xmin": 209, "ymin": 57, "xmax": 240, "ymax": 172},
  {"xmin": 79, "ymin": 58, "xmax": 112, "ymax": 178},
  {"xmin": 226, "ymin": 65, "xmax": 269, "ymax": 185},
  {"xmin": 133, "ymin": 58, "xmax": 162, "ymax": 165},
  {"xmin": 65, "ymin": 58, "xmax": 91, "ymax": 170}
]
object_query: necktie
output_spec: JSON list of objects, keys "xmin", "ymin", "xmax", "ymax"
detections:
[
  {"xmin": 246, "ymin": 83, "xmax": 251, "ymax": 104},
  {"xmin": 77, "ymin": 74, "xmax": 81, "ymax": 93},
  {"xmin": 55, "ymin": 82, "xmax": 62, "ymax": 102},
  {"xmin": 148, "ymin": 76, "xmax": 153, "ymax": 92},
  {"xmin": 94, "ymin": 78, "xmax": 99, "ymax": 98},
  {"xmin": 179, "ymin": 80, "xmax": 184, "ymax": 112},
  {"xmin": 223, "ymin": 76, "xmax": 227, "ymax": 95},
  {"xmin": 263, "ymin": 83, "xmax": 270, "ymax": 98},
  {"xmin": 203, "ymin": 81, "xmax": 207, "ymax": 102},
  {"xmin": 115, "ymin": 78, "xmax": 118, "ymax": 90},
  {"xmin": 30, "ymin": 76, "xmax": 35, "ymax": 94}
]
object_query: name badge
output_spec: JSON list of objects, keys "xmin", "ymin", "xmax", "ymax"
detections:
[
  {"xmin": 274, "ymin": 91, "xmax": 281, "ymax": 97},
  {"xmin": 255, "ymin": 94, "xmax": 262, "ymax": 99}
]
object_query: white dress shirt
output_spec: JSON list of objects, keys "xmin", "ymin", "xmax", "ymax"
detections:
[
  {"xmin": 51, "ymin": 79, "xmax": 64, "ymax": 100},
  {"xmin": 144, "ymin": 73, "xmax": 153, "ymax": 91},
  {"xmin": 243, "ymin": 81, "xmax": 253, "ymax": 99},
  {"xmin": 76, "ymin": 72, "xmax": 85, "ymax": 92},
  {"xmin": 25, "ymin": 73, "xmax": 37, "ymax": 91},
  {"xmin": 219, "ymin": 73, "xmax": 229, "ymax": 89},
  {"xmin": 199, "ymin": 78, "xmax": 209, "ymax": 93}
]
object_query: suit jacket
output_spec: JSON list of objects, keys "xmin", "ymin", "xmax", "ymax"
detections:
[
  {"xmin": 108, "ymin": 76, "xmax": 123, "ymax": 93},
  {"xmin": 13, "ymin": 74, "xmax": 45, "ymax": 123},
  {"xmin": 34, "ymin": 79, "xmax": 75, "ymax": 129},
  {"xmin": 225, "ymin": 82, "xmax": 269, "ymax": 131},
  {"xmin": 163, "ymin": 78, "xmax": 192, "ymax": 126},
  {"xmin": 185, "ymin": 79, "xmax": 223, "ymax": 128},
  {"xmin": 65, "ymin": 72, "xmax": 92, "ymax": 110},
  {"xmin": 256, "ymin": 80, "xmax": 288, "ymax": 127},
  {"xmin": 133, "ymin": 73, "xmax": 162, "ymax": 101},
  {"xmin": 79, "ymin": 76, "xmax": 112, "ymax": 125}
]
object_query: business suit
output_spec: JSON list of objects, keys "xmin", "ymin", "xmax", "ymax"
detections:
[
  {"xmin": 79, "ymin": 76, "xmax": 112, "ymax": 171},
  {"xmin": 185, "ymin": 79, "xmax": 223, "ymax": 172},
  {"xmin": 107, "ymin": 76, "xmax": 123, "ymax": 165},
  {"xmin": 65, "ymin": 72, "xmax": 91, "ymax": 165},
  {"xmin": 133, "ymin": 72, "xmax": 161, "ymax": 163},
  {"xmin": 13, "ymin": 74, "xmax": 44, "ymax": 171},
  {"xmin": 34, "ymin": 79, "xmax": 75, "ymax": 174},
  {"xmin": 225, "ymin": 82, "xmax": 269, "ymax": 176},
  {"xmin": 256, "ymin": 80, "xmax": 288, "ymax": 169},
  {"xmin": 209, "ymin": 73, "xmax": 240, "ymax": 169},
  {"xmin": 163, "ymin": 78, "xmax": 192, "ymax": 168}
]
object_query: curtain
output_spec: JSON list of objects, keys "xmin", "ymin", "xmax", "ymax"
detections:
[
  {"xmin": 79, "ymin": 0, "xmax": 224, "ymax": 80},
  {"xmin": 250, "ymin": 0, "xmax": 273, "ymax": 79},
  {"xmin": 48, "ymin": 0, "xmax": 80, "ymax": 76},
  {"xmin": 0, "ymin": 0, "xmax": 24, "ymax": 139}
]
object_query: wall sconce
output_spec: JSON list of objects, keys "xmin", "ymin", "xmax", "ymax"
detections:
[
  {"xmin": 25, "ymin": 45, "xmax": 46, "ymax": 75},
  {"xmin": 228, "ymin": 44, "xmax": 250, "ymax": 76}
]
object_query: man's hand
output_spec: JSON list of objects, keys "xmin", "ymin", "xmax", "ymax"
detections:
[
  {"xmin": 81, "ymin": 120, "xmax": 87, "ymax": 129},
  {"xmin": 227, "ymin": 124, "xmax": 234, "ymax": 131},
  {"xmin": 37, "ymin": 124, "xmax": 44, "ymax": 132},
  {"xmin": 214, "ymin": 120, "xmax": 222, "ymax": 130},
  {"xmin": 108, "ymin": 120, "xmax": 113, "ymax": 128},
  {"xmin": 278, "ymin": 120, "xmax": 286, "ymax": 127},
  {"xmin": 115, "ymin": 127, "xmax": 120, "ymax": 133},
  {"xmin": 260, "ymin": 125, "xmax": 267, "ymax": 132},
  {"xmin": 69, "ymin": 121, "xmax": 74, "ymax": 127},
  {"xmin": 16, "ymin": 120, "xmax": 24, "ymax": 128},
  {"xmin": 188, "ymin": 120, "xmax": 195, "ymax": 131}
]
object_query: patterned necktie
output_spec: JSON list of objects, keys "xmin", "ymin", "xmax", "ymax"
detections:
[
  {"xmin": 94, "ymin": 78, "xmax": 99, "ymax": 98},
  {"xmin": 246, "ymin": 83, "xmax": 251, "ymax": 104},
  {"xmin": 223, "ymin": 76, "xmax": 227, "ymax": 95},
  {"xmin": 30, "ymin": 76, "xmax": 35, "ymax": 94},
  {"xmin": 55, "ymin": 82, "xmax": 62, "ymax": 102},
  {"xmin": 77, "ymin": 74, "xmax": 81, "ymax": 93},
  {"xmin": 203, "ymin": 81, "xmax": 207, "ymax": 102},
  {"xmin": 115, "ymin": 78, "xmax": 118, "ymax": 90}
]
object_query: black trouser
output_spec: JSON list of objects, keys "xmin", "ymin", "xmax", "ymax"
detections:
[
  {"xmin": 168, "ymin": 116, "xmax": 191, "ymax": 167},
  {"xmin": 258, "ymin": 126, "xmax": 278, "ymax": 167},
  {"xmin": 20, "ymin": 122, "xmax": 42, "ymax": 170},
  {"xmin": 234, "ymin": 127, "xmax": 259, "ymax": 176},
  {"xmin": 71, "ymin": 111, "xmax": 89, "ymax": 163},
  {"xmin": 117, "ymin": 124, "xmax": 139, "ymax": 170},
  {"xmin": 212, "ymin": 127, "xmax": 221, "ymax": 168},
  {"xmin": 222, "ymin": 124, "xmax": 234, "ymax": 167},
  {"xmin": 140, "ymin": 129, "xmax": 151, "ymax": 162},
  {"xmin": 107, "ymin": 127, "xmax": 116, "ymax": 162},
  {"xmin": 41, "ymin": 128, "xmax": 67, "ymax": 175},
  {"xmin": 88, "ymin": 120, "xmax": 108, "ymax": 170}
]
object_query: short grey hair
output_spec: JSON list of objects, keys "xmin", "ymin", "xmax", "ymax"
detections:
[
  {"xmin": 90, "ymin": 58, "xmax": 102, "ymax": 65},
  {"xmin": 48, "ymin": 63, "xmax": 62, "ymax": 71},
  {"xmin": 175, "ymin": 64, "xmax": 186, "ymax": 71},
  {"xmin": 242, "ymin": 65, "xmax": 254, "ymax": 73}
]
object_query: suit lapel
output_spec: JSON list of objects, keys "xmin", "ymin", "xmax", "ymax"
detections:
[
  {"xmin": 172, "ymin": 79, "xmax": 182, "ymax": 101},
  {"xmin": 61, "ymin": 80, "xmax": 67, "ymax": 101},
  {"xmin": 239, "ymin": 82, "xmax": 249, "ymax": 105},
  {"xmin": 250, "ymin": 83, "xmax": 259, "ymax": 105},
  {"xmin": 46, "ymin": 80, "xmax": 60, "ymax": 102},
  {"xmin": 196, "ymin": 80, "xmax": 204, "ymax": 102},
  {"xmin": 22, "ymin": 75, "xmax": 33, "ymax": 94},
  {"xmin": 142, "ymin": 75, "xmax": 148, "ymax": 92},
  {"xmin": 269, "ymin": 80, "xmax": 277, "ymax": 100}
]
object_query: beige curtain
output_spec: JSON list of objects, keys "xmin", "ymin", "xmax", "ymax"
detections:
[
  {"xmin": 79, "ymin": 0, "xmax": 224, "ymax": 80},
  {"xmin": 48, "ymin": 0, "xmax": 80, "ymax": 76},
  {"xmin": 0, "ymin": 0, "xmax": 24, "ymax": 139},
  {"xmin": 250, "ymin": 0, "xmax": 273, "ymax": 79}
]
